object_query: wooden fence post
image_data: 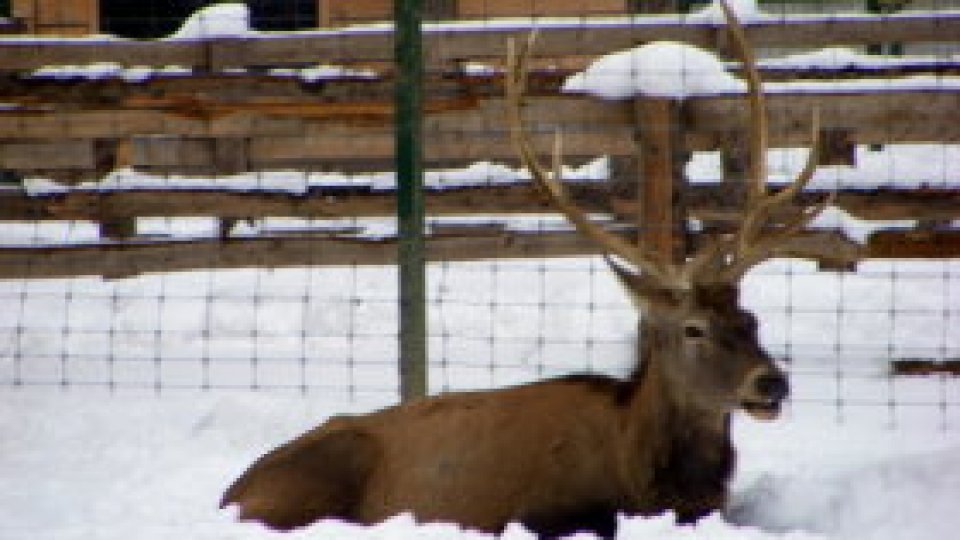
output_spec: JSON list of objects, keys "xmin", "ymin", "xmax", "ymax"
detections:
[
  {"xmin": 634, "ymin": 98, "xmax": 687, "ymax": 265},
  {"xmin": 633, "ymin": 97, "xmax": 688, "ymax": 363}
]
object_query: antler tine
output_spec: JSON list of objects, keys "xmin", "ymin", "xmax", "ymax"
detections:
[
  {"xmin": 712, "ymin": 1, "xmax": 832, "ymax": 281},
  {"xmin": 506, "ymin": 33, "xmax": 679, "ymax": 288},
  {"xmin": 735, "ymin": 109, "xmax": 821, "ymax": 252},
  {"xmin": 719, "ymin": 0, "xmax": 767, "ymax": 203}
]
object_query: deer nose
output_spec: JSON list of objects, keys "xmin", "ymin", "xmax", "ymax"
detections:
[{"xmin": 754, "ymin": 372, "xmax": 789, "ymax": 403}]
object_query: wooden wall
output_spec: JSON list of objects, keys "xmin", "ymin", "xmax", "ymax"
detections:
[
  {"xmin": 11, "ymin": 0, "xmax": 98, "ymax": 36},
  {"xmin": 321, "ymin": 0, "xmax": 630, "ymax": 27}
]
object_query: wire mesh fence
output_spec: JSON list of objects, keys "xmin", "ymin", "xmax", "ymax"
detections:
[
  {"xmin": 2, "ymin": 257, "xmax": 957, "ymax": 425},
  {"xmin": 0, "ymin": 0, "xmax": 958, "ymax": 434}
]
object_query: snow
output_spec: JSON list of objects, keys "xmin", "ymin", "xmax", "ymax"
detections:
[
  {"xmin": 15, "ymin": 140, "xmax": 955, "ymax": 247},
  {"xmin": 1, "ymin": 251, "xmax": 959, "ymax": 540},
  {"xmin": 3, "ymin": 1, "xmax": 960, "ymax": 538},
  {"xmin": 21, "ymin": 157, "xmax": 608, "ymax": 197},
  {"xmin": 758, "ymin": 47, "xmax": 956, "ymax": 71},
  {"xmin": 562, "ymin": 41, "xmax": 745, "ymax": 99},
  {"xmin": 165, "ymin": 3, "xmax": 254, "ymax": 41},
  {"xmin": 561, "ymin": 0, "xmax": 960, "ymax": 100},
  {"xmin": 687, "ymin": 143, "xmax": 960, "ymax": 190},
  {"xmin": 26, "ymin": 140, "xmax": 958, "ymax": 198},
  {"xmin": 31, "ymin": 61, "xmax": 125, "ymax": 80},
  {"xmin": 565, "ymin": 39, "xmax": 960, "ymax": 100}
]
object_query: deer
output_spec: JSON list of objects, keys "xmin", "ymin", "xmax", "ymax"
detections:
[{"xmin": 220, "ymin": 3, "xmax": 828, "ymax": 538}]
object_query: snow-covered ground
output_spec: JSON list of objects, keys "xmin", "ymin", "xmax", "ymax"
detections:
[
  {"xmin": 2, "ymin": 1, "xmax": 959, "ymax": 538},
  {"xmin": 1, "ymin": 256, "xmax": 958, "ymax": 540}
]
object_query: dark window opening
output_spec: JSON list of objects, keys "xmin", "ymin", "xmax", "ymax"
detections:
[{"xmin": 100, "ymin": 0, "xmax": 318, "ymax": 39}]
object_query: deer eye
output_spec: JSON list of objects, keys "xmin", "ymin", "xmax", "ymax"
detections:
[{"xmin": 683, "ymin": 323, "xmax": 707, "ymax": 339}]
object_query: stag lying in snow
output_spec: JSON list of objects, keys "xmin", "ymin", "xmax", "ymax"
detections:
[{"xmin": 220, "ymin": 3, "xmax": 829, "ymax": 538}]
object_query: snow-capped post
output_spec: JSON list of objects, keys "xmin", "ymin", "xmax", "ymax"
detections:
[
  {"xmin": 395, "ymin": 0, "xmax": 428, "ymax": 401},
  {"xmin": 627, "ymin": 0, "xmax": 690, "ymax": 365}
]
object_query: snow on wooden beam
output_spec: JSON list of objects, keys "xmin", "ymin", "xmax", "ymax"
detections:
[{"xmin": 3, "ymin": 184, "xmax": 957, "ymax": 229}]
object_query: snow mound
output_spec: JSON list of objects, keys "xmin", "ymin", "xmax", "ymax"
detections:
[
  {"xmin": 167, "ymin": 3, "xmax": 254, "ymax": 40},
  {"xmin": 562, "ymin": 41, "xmax": 744, "ymax": 100}
]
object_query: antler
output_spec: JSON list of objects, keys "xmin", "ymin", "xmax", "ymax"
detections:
[
  {"xmin": 506, "ymin": 0, "xmax": 830, "ymax": 290},
  {"xmin": 506, "ymin": 33, "xmax": 686, "ymax": 290},
  {"xmin": 712, "ymin": 0, "xmax": 833, "ymax": 281}
]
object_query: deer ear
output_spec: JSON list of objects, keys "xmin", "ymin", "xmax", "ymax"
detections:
[{"xmin": 604, "ymin": 256, "xmax": 680, "ymax": 312}]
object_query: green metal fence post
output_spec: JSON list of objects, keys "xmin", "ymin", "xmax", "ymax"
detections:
[{"xmin": 395, "ymin": 0, "xmax": 428, "ymax": 401}]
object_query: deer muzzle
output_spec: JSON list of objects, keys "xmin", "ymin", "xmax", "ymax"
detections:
[{"xmin": 739, "ymin": 367, "xmax": 789, "ymax": 421}]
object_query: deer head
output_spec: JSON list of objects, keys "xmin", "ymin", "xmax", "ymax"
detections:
[{"xmin": 506, "ymin": 1, "xmax": 829, "ymax": 421}]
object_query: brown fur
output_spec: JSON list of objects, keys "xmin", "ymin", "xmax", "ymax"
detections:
[{"xmin": 220, "ymin": 286, "xmax": 781, "ymax": 539}]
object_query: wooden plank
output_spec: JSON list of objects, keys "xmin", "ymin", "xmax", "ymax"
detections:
[
  {"xmin": 0, "ymin": 230, "xmax": 600, "ymax": 279},
  {"xmin": 0, "ymin": 227, "xmax": 873, "ymax": 280},
  {"xmin": 213, "ymin": 138, "xmax": 250, "ymax": 174},
  {"xmin": 7, "ymin": 61, "xmax": 958, "ymax": 110},
  {"xmin": 0, "ymin": 13, "xmax": 958, "ymax": 71},
  {"xmin": 0, "ymin": 93, "xmax": 630, "ymax": 138},
  {"xmin": 457, "ymin": 0, "xmax": 627, "ymax": 18},
  {"xmin": 0, "ymin": 183, "xmax": 604, "ymax": 222},
  {"xmin": 346, "ymin": 15, "xmax": 960, "ymax": 69},
  {"xmin": 323, "ymin": 0, "xmax": 629, "ymax": 25},
  {"xmin": 833, "ymin": 188, "xmax": 960, "ymax": 222},
  {"xmin": 891, "ymin": 360, "xmax": 960, "ymax": 377},
  {"xmin": 11, "ymin": 0, "xmax": 98, "ymax": 36},
  {"xmin": 868, "ymin": 230, "xmax": 960, "ymax": 259},
  {"xmin": 124, "ymin": 128, "xmax": 634, "ymax": 171},
  {"xmin": 0, "ymin": 139, "xmax": 95, "ymax": 169},
  {"xmin": 0, "ymin": 73, "xmax": 396, "ymax": 105},
  {"xmin": 0, "ymin": 39, "xmax": 202, "ymax": 71},
  {"xmin": 0, "ymin": 110, "xmax": 330, "ymax": 139},
  {"xmin": 685, "ymin": 91, "xmax": 960, "ymax": 148},
  {"xmin": 684, "ymin": 187, "xmax": 960, "ymax": 223},
  {"xmin": 0, "ymin": 89, "xmax": 956, "ymax": 146},
  {"xmin": 321, "ymin": 0, "xmax": 392, "ymax": 27}
]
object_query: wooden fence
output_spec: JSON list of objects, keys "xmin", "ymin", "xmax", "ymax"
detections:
[{"xmin": 1, "ymin": 10, "xmax": 959, "ymax": 278}]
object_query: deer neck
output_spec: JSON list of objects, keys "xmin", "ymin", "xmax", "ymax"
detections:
[
  {"xmin": 629, "ymin": 330, "xmax": 730, "ymax": 439},
  {"xmin": 618, "ymin": 324, "xmax": 734, "ymax": 517}
]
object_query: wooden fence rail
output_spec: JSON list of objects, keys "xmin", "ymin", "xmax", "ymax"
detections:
[
  {"xmin": 1, "ymin": 226, "xmax": 953, "ymax": 280},
  {"xmin": 1, "ymin": 89, "xmax": 958, "ymax": 179},
  {"xmin": 5, "ymin": 184, "xmax": 959, "ymax": 223},
  {"xmin": 1, "ymin": 10, "xmax": 958, "ymax": 278},
  {"xmin": 1, "ymin": 12, "xmax": 959, "ymax": 70}
]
